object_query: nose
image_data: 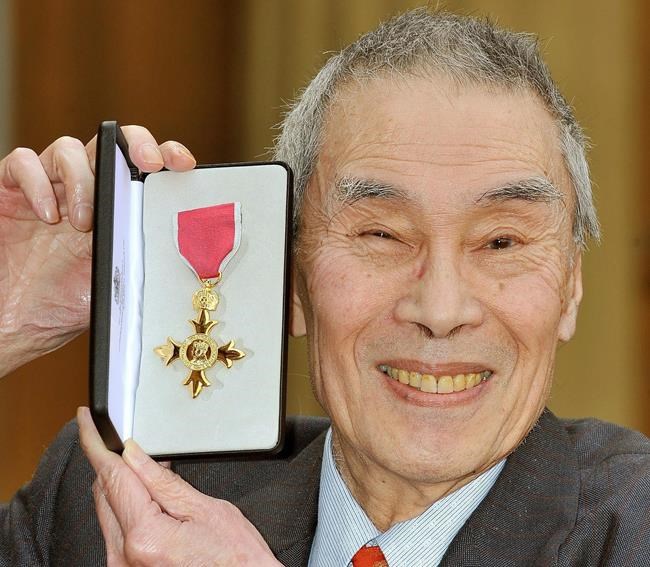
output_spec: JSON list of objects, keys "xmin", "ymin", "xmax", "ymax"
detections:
[{"xmin": 394, "ymin": 253, "xmax": 483, "ymax": 338}]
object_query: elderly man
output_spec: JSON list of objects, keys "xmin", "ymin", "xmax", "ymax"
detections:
[{"xmin": 1, "ymin": 9, "xmax": 649, "ymax": 566}]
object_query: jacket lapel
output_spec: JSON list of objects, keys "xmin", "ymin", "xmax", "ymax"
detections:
[
  {"xmin": 234, "ymin": 432, "xmax": 324, "ymax": 566},
  {"xmin": 440, "ymin": 410, "xmax": 580, "ymax": 566}
]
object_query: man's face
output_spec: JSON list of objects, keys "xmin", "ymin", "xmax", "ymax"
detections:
[{"xmin": 292, "ymin": 77, "xmax": 582, "ymax": 486}]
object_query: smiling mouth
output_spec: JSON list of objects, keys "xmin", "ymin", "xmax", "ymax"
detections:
[{"xmin": 378, "ymin": 365, "xmax": 493, "ymax": 394}]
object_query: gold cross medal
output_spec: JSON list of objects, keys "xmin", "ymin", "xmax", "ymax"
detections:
[{"xmin": 155, "ymin": 202, "xmax": 245, "ymax": 398}]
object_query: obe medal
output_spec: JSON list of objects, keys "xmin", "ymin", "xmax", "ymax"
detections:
[{"xmin": 154, "ymin": 202, "xmax": 245, "ymax": 398}]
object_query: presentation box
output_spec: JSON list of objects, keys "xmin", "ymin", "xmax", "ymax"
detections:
[{"xmin": 89, "ymin": 121, "xmax": 291, "ymax": 459}]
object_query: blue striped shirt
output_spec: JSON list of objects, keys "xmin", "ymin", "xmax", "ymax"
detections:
[{"xmin": 308, "ymin": 428, "xmax": 506, "ymax": 567}]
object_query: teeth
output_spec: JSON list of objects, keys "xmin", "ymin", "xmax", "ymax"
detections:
[
  {"xmin": 437, "ymin": 375, "xmax": 454, "ymax": 394},
  {"xmin": 378, "ymin": 365, "xmax": 493, "ymax": 394},
  {"xmin": 452, "ymin": 374, "xmax": 466, "ymax": 392},
  {"xmin": 420, "ymin": 374, "xmax": 437, "ymax": 393}
]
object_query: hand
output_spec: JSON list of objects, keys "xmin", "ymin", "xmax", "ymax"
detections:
[
  {"xmin": 0, "ymin": 127, "xmax": 196, "ymax": 376},
  {"xmin": 77, "ymin": 408, "xmax": 281, "ymax": 567}
]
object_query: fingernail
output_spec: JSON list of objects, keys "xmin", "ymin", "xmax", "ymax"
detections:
[
  {"xmin": 73, "ymin": 204, "xmax": 93, "ymax": 230},
  {"xmin": 140, "ymin": 143, "xmax": 164, "ymax": 167},
  {"xmin": 176, "ymin": 144, "xmax": 196, "ymax": 163},
  {"xmin": 123, "ymin": 439, "xmax": 148, "ymax": 465},
  {"xmin": 39, "ymin": 198, "xmax": 59, "ymax": 223}
]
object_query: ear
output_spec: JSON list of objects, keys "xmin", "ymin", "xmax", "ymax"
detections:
[
  {"xmin": 558, "ymin": 251, "xmax": 583, "ymax": 343},
  {"xmin": 289, "ymin": 269, "xmax": 307, "ymax": 337}
]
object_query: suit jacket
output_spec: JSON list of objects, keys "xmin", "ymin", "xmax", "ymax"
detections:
[{"xmin": 1, "ymin": 409, "xmax": 650, "ymax": 566}]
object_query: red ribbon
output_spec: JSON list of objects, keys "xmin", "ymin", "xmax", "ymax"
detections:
[{"xmin": 175, "ymin": 202, "xmax": 241, "ymax": 280}]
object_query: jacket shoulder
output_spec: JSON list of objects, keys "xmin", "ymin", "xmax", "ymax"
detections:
[
  {"xmin": 556, "ymin": 417, "xmax": 650, "ymax": 564},
  {"xmin": 560, "ymin": 416, "xmax": 650, "ymax": 467}
]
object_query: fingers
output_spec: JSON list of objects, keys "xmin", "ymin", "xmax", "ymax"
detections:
[
  {"xmin": 121, "ymin": 125, "xmax": 164, "ymax": 172},
  {"xmin": 122, "ymin": 439, "xmax": 201, "ymax": 521},
  {"xmin": 92, "ymin": 480, "xmax": 128, "ymax": 565},
  {"xmin": 39, "ymin": 136, "xmax": 95, "ymax": 231},
  {"xmin": 85, "ymin": 125, "xmax": 196, "ymax": 173},
  {"xmin": 158, "ymin": 140, "xmax": 196, "ymax": 172},
  {"xmin": 1, "ymin": 125, "xmax": 196, "ymax": 233},
  {"xmin": 0, "ymin": 147, "xmax": 60, "ymax": 223},
  {"xmin": 1, "ymin": 136, "xmax": 95, "ymax": 231},
  {"xmin": 80, "ymin": 409, "xmax": 279, "ymax": 566},
  {"xmin": 122, "ymin": 126, "xmax": 196, "ymax": 173},
  {"xmin": 77, "ymin": 407, "xmax": 156, "ymax": 533}
]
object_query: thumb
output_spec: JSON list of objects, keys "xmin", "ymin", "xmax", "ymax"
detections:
[{"xmin": 122, "ymin": 439, "xmax": 203, "ymax": 521}]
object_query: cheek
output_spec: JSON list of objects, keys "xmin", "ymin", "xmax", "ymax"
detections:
[
  {"xmin": 305, "ymin": 248, "xmax": 394, "ymax": 331},
  {"xmin": 301, "ymin": 254, "xmax": 373, "ymax": 418},
  {"xmin": 486, "ymin": 269, "xmax": 565, "ymax": 361},
  {"xmin": 481, "ymin": 246, "xmax": 569, "ymax": 343}
]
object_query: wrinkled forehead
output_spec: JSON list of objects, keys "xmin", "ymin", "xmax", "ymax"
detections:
[{"xmin": 313, "ymin": 75, "xmax": 571, "ymax": 207}]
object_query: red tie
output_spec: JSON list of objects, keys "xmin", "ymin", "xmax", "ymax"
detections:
[{"xmin": 351, "ymin": 544, "xmax": 388, "ymax": 567}]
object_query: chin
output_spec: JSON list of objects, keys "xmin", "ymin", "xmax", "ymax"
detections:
[{"xmin": 363, "ymin": 422, "xmax": 498, "ymax": 483}]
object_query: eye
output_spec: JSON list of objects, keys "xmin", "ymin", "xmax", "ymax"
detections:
[
  {"xmin": 486, "ymin": 237, "xmax": 516, "ymax": 250},
  {"xmin": 358, "ymin": 229, "xmax": 395, "ymax": 240},
  {"xmin": 368, "ymin": 230, "xmax": 392, "ymax": 239}
]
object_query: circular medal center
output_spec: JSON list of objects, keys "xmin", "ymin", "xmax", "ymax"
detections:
[{"xmin": 180, "ymin": 333, "xmax": 219, "ymax": 371}]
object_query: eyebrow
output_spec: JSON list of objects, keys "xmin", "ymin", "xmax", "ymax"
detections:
[
  {"xmin": 333, "ymin": 174, "xmax": 563, "ymax": 210},
  {"xmin": 334, "ymin": 176, "xmax": 408, "ymax": 205},
  {"xmin": 475, "ymin": 176, "xmax": 563, "ymax": 206}
]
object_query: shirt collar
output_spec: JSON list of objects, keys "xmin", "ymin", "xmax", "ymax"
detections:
[{"xmin": 309, "ymin": 428, "xmax": 506, "ymax": 567}]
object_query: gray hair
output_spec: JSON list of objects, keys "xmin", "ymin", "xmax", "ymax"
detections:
[{"xmin": 273, "ymin": 8, "xmax": 600, "ymax": 248}]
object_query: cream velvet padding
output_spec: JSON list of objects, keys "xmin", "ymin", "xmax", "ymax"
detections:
[{"xmin": 111, "ymin": 163, "xmax": 289, "ymax": 456}]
